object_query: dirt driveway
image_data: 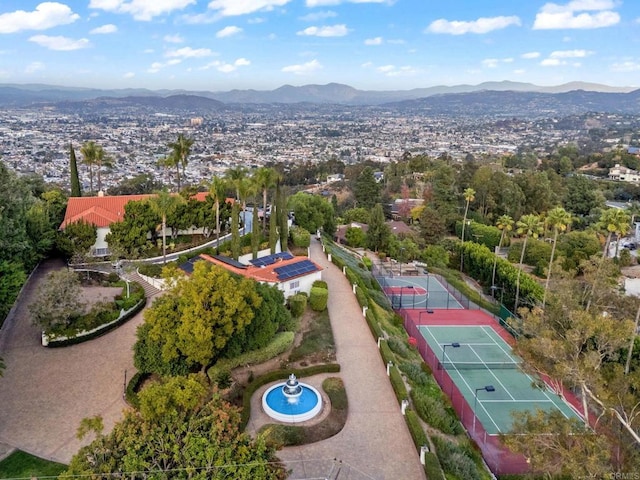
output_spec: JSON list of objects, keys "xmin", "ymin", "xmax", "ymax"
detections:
[{"xmin": 0, "ymin": 259, "xmax": 144, "ymax": 464}]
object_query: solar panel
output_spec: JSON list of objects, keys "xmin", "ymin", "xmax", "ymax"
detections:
[
  {"xmin": 250, "ymin": 251, "xmax": 294, "ymax": 267},
  {"xmin": 214, "ymin": 255, "xmax": 247, "ymax": 269},
  {"xmin": 275, "ymin": 259, "xmax": 318, "ymax": 280},
  {"xmin": 179, "ymin": 256, "xmax": 202, "ymax": 275}
]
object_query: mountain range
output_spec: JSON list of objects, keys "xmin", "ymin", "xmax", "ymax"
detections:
[{"xmin": 1, "ymin": 81, "xmax": 639, "ymax": 117}]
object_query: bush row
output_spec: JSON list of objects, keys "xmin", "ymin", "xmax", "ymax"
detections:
[
  {"xmin": 431, "ymin": 436, "xmax": 484, "ymax": 480},
  {"xmin": 289, "ymin": 293, "xmax": 307, "ymax": 318},
  {"xmin": 207, "ymin": 331, "xmax": 295, "ymax": 382},
  {"xmin": 125, "ymin": 371, "xmax": 151, "ymax": 409},
  {"xmin": 240, "ymin": 364, "xmax": 341, "ymax": 430},
  {"xmin": 389, "ymin": 364, "xmax": 408, "ymax": 405},
  {"xmin": 309, "ymin": 287, "xmax": 328, "ymax": 311}
]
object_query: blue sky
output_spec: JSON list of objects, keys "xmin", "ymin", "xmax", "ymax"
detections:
[{"xmin": 0, "ymin": 0, "xmax": 639, "ymax": 91}]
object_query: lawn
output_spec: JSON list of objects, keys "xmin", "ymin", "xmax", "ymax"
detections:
[{"xmin": 0, "ymin": 450, "xmax": 66, "ymax": 479}]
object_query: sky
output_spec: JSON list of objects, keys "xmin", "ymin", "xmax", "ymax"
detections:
[{"xmin": 0, "ymin": 0, "xmax": 639, "ymax": 91}]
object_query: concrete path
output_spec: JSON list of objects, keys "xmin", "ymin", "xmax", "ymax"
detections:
[
  {"xmin": 276, "ymin": 239, "xmax": 426, "ymax": 480},
  {"xmin": 0, "ymin": 259, "xmax": 143, "ymax": 464}
]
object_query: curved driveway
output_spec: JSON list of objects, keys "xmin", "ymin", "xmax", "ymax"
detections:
[{"xmin": 0, "ymin": 259, "xmax": 143, "ymax": 464}]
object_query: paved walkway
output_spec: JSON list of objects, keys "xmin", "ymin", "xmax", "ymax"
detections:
[
  {"xmin": 0, "ymin": 259, "xmax": 144, "ymax": 464},
  {"xmin": 275, "ymin": 239, "xmax": 426, "ymax": 480}
]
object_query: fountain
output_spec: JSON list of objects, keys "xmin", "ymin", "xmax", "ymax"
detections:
[{"xmin": 262, "ymin": 374, "xmax": 323, "ymax": 423}]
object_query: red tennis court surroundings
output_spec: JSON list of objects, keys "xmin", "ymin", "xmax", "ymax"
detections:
[{"xmin": 383, "ymin": 286, "xmax": 427, "ymax": 295}]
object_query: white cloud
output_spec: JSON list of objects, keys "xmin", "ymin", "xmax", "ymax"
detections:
[
  {"xmin": 549, "ymin": 49, "xmax": 593, "ymax": 57},
  {"xmin": 364, "ymin": 36, "xmax": 383, "ymax": 45},
  {"xmin": 166, "ymin": 47, "xmax": 214, "ymax": 58},
  {"xmin": 513, "ymin": 68, "xmax": 526, "ymax": 74},
  {"xmin": 234, "ymin": 58, "xmax": 250, "ymax": 66},
  {"xmin": 0, "ymin": 2, "xmax": 79, "ymax": 34},
  {"xmin": 361, "ymin": 61, "xmax": 373, "ymax": 67},
  {"xmin": 297, "ymin": 24, "xmax": 349, "ymax": 37},
  {"xmin": 89, "ymin": 0, "xmax": 196, "ymax": 21},
  {"xmin": 201, "ymin": 57, "xmax": 251, "ymax": 73},
  {"xmin": 306, "ymin": 0, "xmax": 390, "ymax": 5},
  {"xmin": 164, "ymin": 34, "xmax": 184, "ymax": 43},
  {"xmin": 611, "ymin": 61, "xmax": 640, "ymax": 72},
  {"xmin": 521, "ymin": 51, "xmax": 541, "ymax": 59},
  {"xmin": 207, "ymin": 0, "xmax": 291, "ymax": 17},
  {"xmin": 299, "ymin": 10, "xmax": 337, "ymax": 21},
  {"xmin": 29, "ymin": 35, "xmax": 91, "ymax": 51},
  {"xmin": 281, "ymin": 59, "xmax": 322, "ymax": 75},
  {"xmin": 482, "ymin": 57, "xmax": 513, "ymax": 68},
  {"xmin": 533, "ymin": 0, "xmax": 620, "ymax": 29},
  {"xmin": 143, "ymin": 48, "xmax": 155, "ymax": 53},
  {"xmin": 216, "ymin": 26, "xmax": 243, "ymax": 38},
  {"xmin": 541, "ymin": 58, "xmax": 564, "ymax": 66},
  {"xmin": 426, "ymin": 16, "xmax": 521, "ymax": 35},
  {"xmin": 90, "ymin": 24, "xmax": 118, "ymax": 34},
  {"xmin": 25, "ymin": 61, "xmax": 45, "ymax": 73},
  {"xmin": 376, "ymin": 64, "xmax": 417, "ymax": 76},
  {"xmin": 387, "ymin": 38, "xmax": 405, "ymax": 44},
  {"xmin": 123, "ymin": 71, "xmax": 135, "ymax": 78},
  {"xmin": 148, "ymin": 58, "xmax": 182, "ymax": 73},
  {"xmin": 248, "ymin": 17, "xmax": 266, "ymax": 24}
]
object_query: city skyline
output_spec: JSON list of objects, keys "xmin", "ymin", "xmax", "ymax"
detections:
[{"xmin": 0, "ymin": 0, "xmax": 639, "ymax": 91}]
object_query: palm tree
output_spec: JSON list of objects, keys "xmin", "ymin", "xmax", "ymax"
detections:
[
  {"xmin": 94, "ymin": 144, "xmax": 112, "ymax": 193},
  {"xmin": 226, "ymin": 166, "xmax": 247, "ymax": 201},
  {"xmin": 253, "ymin": 167, "xmax": 280, "ymax": 233},
  {"xmin": 148, "ymin": 189, "xmax": 184, "ymax": 264},
  {"xmin": 209, "ymin": 176, "xmax": 227, "ymax": 251},
  {"xmin": 586, "ymin": 208, "xmax": 631, "ymax": 312},
  {"xmin": 514, "ymin": 214, "xmax": 544, "ymax": 312},
  {"xmin": 167, "ymin": 134, "xmax": 194, "ymax": 192},
  {"xmin": 80, "ymin": 141, "xmax": 98, "ymax": 194},
  {"xmin": 491, "ymin": 214, "xmax": 514, "ymax": 296},
  {"xmin": 459, "ymin": 187, "xmax": 476, "ymax": 272},
  {"xmin": 237, "ymin": 177, "xmax": 254, "ymax": 236},
  {"xmin": 543, "ymin": 207, "xmax": 572, "ymax": 309}
]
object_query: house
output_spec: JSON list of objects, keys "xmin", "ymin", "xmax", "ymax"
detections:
[
  {"xmin": 390, "ymin": 198, "xmax": 424, "ymax": 220},
  {"xmin": 609, "ymin": 164, "xmax": 640, "ymax": 183},
  {"xmin": 182, "ymin": 251, "xmax": 322, "ymax": 298},
  {"xmin": 326, "ymin": 173, "xmax": 345, "ymax": 183},
  {"xmin": 60, "ymin": 192, "xmax": 226, "ymax": 257},
  {"xmin": 334, "ymin": 222, "xmax": 368, "ymax": 245}
]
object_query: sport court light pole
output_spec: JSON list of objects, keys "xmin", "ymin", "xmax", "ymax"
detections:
[
  {"xmin": 441, "ymin": 342, "xmax": 460, "ymax": 366},
  {"xmin": 473, "ymin": 385, "xmax": 496, "ymax": 435}
]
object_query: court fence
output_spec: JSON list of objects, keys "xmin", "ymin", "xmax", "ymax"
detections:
[{"xmin": 403, "ymin": 312, "xmax": 530, "ymax": 475}]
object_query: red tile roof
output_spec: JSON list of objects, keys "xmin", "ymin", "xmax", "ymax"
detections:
[
  {"xmin": 60, "ymin": 193, "xmax": 235, "ymax": 229},
  {"xmin": 198, "ymin": 253, "xmax": 322, "ymax": 284}
]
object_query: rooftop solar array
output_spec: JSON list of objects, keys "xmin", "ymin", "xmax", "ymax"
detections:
[
  {"xmin": 274, "ymin": 259, "xmax": 318, "ymax": 280},
  {"xmin": 250, "ymin": 251, "xmax": 294, "ymax": 267},
  {"xmin": 180, "ymin": 256, "xmax": 202, "ymax": 275},
  {"xmin": 214, "ymin": 255, "xmax": 247, "ymax": 269}
]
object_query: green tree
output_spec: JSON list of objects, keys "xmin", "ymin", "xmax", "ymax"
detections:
[
  {"xmin": 277, "ymin": 181, "xmax": 290, "ymax": 248},
  {"xmin": 94, "ymin": 144, "xmax": 112, "ymax": 193},
  {"xmin": 342, "ymin": 207, "xmax": 371, "ymax": 224},
  {"xmin": 514, "ymin": 214, "xmax": 544, "ymax": 312},
  {"xmin": 354, "ymin": 166, "xmax": 381, "ymax": 209},
  {"xmin": 147, "ymin": 190, "xmax": 185, "ymax": 264},
  {"xmin": 62, "ymin": 382, "xmax": 284, "ymax": 479},
  {"xmin": 29, "ymin": 269, "xmax": 84, "ymax": 332},
  {"xmin": 108, "ymin": 173, "xmax": 164, "ymax": 195},
  {"xmin": 366, "ymin": 203, "xmax": 390, "ymax": 252},
  {"xmin": 345, "ymin": 226, "xmax": 367, "ymax": 247},
  {"xmin": 209, "ymin": 176, "xmax": 228, "ymax": 251},
  {"xmin": 253, "ymin": 167, "xmax": 279, "ymax": 233},
  {"xmin": 419, "ymin": 206, "xmax": 447, "ymax": 244},
  {"xmin": 288, "ymin": 192, "xmax": 334, "ymax": 235},
  {"xmin": 563, "ymin": 175, "xmax": 604, "ymax": 217},
  {"xmin": 105, "ymin": 200, "xmax": 158, "ymax": 258},
  {"xmin": 491, "ymin": 215, "xmax": 514, "ymax": 292},
  {"xmin": 69, "ymin": 143, "xmax": 81, "ymax": 197},
  {"xmin": 143, "ymin": 262, "xmax": 261, "ymax": 372},
  {"xmin": 543, "ymin": 207, "xmax": 572, "ymax": 309},
  {"xmin": 503, "ymin": 409, "xmax": 613, "ymax": 477},
  {"xmin": 57, "ymin": 220, "xmax": 97, "ymax": 260},
  {"xmin": 459, "ymin": 187, "xmax": 476, "ymax": 272},
  {"xmin": 80, "ymin": 141, "xmax": 97, "ymax": 194},
  {"xmin": 166, "ymin": 133, "xmax": 194, "ymax": 192},
  {"xmin": 0, "ymin": 261, "xmax": 26, "ymax": 323},
  {"xmin": 230, "ymin": 202, "xmax": 240, "ymax": 259}
]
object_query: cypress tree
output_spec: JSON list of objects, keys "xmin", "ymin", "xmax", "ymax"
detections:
[
  {"xmin": 277, "ymin": 182, "xmax": 288, "ymax": 251},
  {"xmin": 69, "ymin": 143, "xmax": 82, "ymax": 197},
  {"xmin": 230, "ymin": 202, "xmax": 240, "ymax": 260},
  {"xmin": 251, "ymin": 201, "xmax": 259, "ymax": 259},
  {"xmin": 269, "ymin": 201, "xmax": 278, "ymax": 254}
]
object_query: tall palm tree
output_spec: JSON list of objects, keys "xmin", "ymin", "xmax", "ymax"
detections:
[
  {"xmin": 514, "ymin": 214, "xmax": 544, "ymax": 312},
  {"xmin": 491, "ymin": 214, "xmax": 514, "ymax": 295},
  {"xmin": 167, "ymin": 134, "xmax": 194, "ymax": 192},
  {"xmin": 586, "ymin": 208, "xmax": 631, "ymax": 312},
  {"xmin": 148, "ymin": 189, "xmax": 184, "ymax": 264},
  {"xmin": 80, "ymin": 141, "xmax": 97, "ymax": 194},
  {"xmin": 94, "ymin": 144, "xmax": 112, "ymax": 193},
  {"xmin": 226, "ymin": 166, "xmax": 247, "ymax": 201},
  {"xmin": 543, "ymin": 207, "xmax": 572, "ymax": 309},
  {"xmin": 253, "ymin": 167, "xmax": 280, "ymax": 233},
  {"xmin": 209, "ymin": 176, "xmax": 227, "ymax": 250},
  {"xmin": 459, "ymin": 187, "xmax": 476, "ymax": 272},
  {"xmin": 237, "ymin": 177, "xmax": 254, "ymax": 236}
]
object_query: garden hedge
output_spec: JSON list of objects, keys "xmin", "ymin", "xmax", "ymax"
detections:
[
  {"xmin": 389, "ymin": 364, "xmax": 408, "ymax": 405},
  {"xmin": 288, "ymin": 293, "xmax": 307, "ymax": 318},
  {"xmin": 309, "ymin": 287, "xmax": 328, "ymax": 311}
]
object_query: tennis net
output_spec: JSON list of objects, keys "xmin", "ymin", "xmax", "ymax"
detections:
[{"xmin": 439, "ymin": 361, "xmax": 521, "ymax": 370}]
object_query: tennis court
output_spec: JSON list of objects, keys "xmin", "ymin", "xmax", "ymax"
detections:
[
  {"xmin": 377, "ymin": 274, "xmax": 464, "ymax": 309},
  {"xmin": 418, "ymin": 325, "xmax": 581, "ymax": 435}
]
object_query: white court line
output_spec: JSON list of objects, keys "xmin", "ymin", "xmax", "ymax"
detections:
[
  {"xmin": 480, "ymin": 326, "xmax": 573, "ymax": 420},
  {"xmin": 422, "ymin": 326, "xmax": 502, "ymax": 434},
  {"xmin": 479, "ymin": 399, "xmax": 554, "ymax": 403},
  {"xmin": 467, "ymin": 344, "xmax": 516, "ymax": 401}
]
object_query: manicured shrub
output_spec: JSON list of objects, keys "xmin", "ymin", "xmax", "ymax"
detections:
[
  {"xmin": 387, "ymin": 336, "xmax": 411, "ymax": 359},
  {"xmin": 290, "ymin": 225, "xmax": 311, "ymax": 248},
  {"xmin": 411, "ymin": 387, "xmax": 463, "ymax": 435},
  {"xmin": 138, "ymin": 263, "xmax": 163, "ymax": 277},
  {"xmin": 432, "ymin": 437, "xmax": 482, "ymax": 480},
  {"xmin": 405, "ymin": 408, "xmax": 428, "ymax": 450},
  {"xmin": 379, "ymin": 339, "xmax": 394, "ymax": 365},
  {"xmin": 309, "ymin": 287, "xmax": 328, "ymax": 311},
  {"xmin": 362, "ymin": 256, "xmax": 372, "ymax": 270},
  {"xmin": 288, "ymin": 293, "xmax": 307, "ymax": 318},
  {"xmin": 389, "ymin": 364, "xmax": 408, "ymax": 405},
  {"xmin": 312, "ymin": 280, "xmax": 328, "ymax": 290},
  {"xmin": 365, "ymin": 308, "xmax": 384, "ymax": 339},
  {"xmin": 354, "ymin": 285, "xmax": 368, "ymax": 308},
  {"xmin": 423, "ymin": 452, "xmax": 444, "ymax": 480},
  {"xmin": 399, "ymin": 362, "xmax": 432, "ymax": 386}
]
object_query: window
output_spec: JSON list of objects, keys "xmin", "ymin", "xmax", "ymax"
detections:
[{"xmin": 289, "ymin": 280, "xmax": 300, "ymax": 290}]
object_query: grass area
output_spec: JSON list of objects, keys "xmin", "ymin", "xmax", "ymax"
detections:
[
  {"xmin": 288, "ymin": 309, "xmax": 336, "ymax": 364},
  {"xmin": 0, "ymin": 450, "xmax": 66, "ymax": 478}
]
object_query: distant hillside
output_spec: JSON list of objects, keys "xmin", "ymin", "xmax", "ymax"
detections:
[
  {"xmin": 0, "ymin": 81, "xmax": 635, "ymax": 107},
  {"xmin": 53, "ymin": 94, "xmax": 226, "ymax": 114}
]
